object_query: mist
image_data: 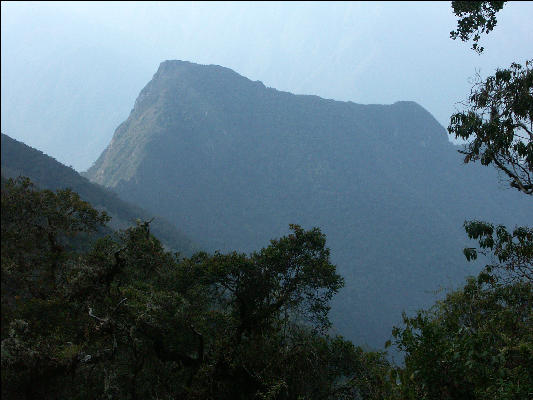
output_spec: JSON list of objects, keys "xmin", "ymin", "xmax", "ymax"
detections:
[{"xmin": 2, "ymin": 1, "xmax": 532, "ymax": 170}]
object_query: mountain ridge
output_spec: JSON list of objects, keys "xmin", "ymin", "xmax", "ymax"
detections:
[
  {"xmin": 86, "ymin": 60, "xmax": 448, "ymax": 186},
  {"xmin": 84, "ymin": 60, "xmax": 531, "ymax": 349},
  {"xmin": 1, "ymin": 133, "xmax": 198, "ymax": 256}
]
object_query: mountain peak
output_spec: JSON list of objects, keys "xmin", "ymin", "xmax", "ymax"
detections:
[
  {"xmin": 152, "ymin": 59, "xmax": 252, "ymax": 86},
  {"xmin": 85, "ymin": 60, "xmax": 531, "ymax": 350},
  {"xmin": 88, "ymin": 61, "xmax": 448, "ymax": 187},
  {"xmin": 157, "ymin": 59, "xmax": 235, "ymax": 74}
]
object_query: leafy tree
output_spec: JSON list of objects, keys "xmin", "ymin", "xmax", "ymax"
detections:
[
  {"xmin": 390, "ymin": 218, "xmax": 532, "ymax": 400},
  {"xmin": 389, "ymin": 3, "xmax": 532, "ymax": 399},
  {"xmin": 2, "ymin": 177, "xmax": 393, "ymax": 399},
  {"xmin": 463, "ymin": 220, "xmax": 532, "ymax": 283},
  {"xmin": 1, "ymin": 177, "xmax": 110, "ymax": 398},
  {"xmin": 449, "ymin": 61, "xmax": 533, "ymax": 194},
  {"xmin": 449, "ymin": 1, "xmax": 532, "ymax": 195},
  {"xmin": 392, "ymin": 273, "xmax": 532, "ymax": 400},
  {"xmin": 450, "ymin": 1, "xmax": 506, "ymax": 54},
  {"xmin": 163, "ymin": 224, "xmax": 394, "ymax": 399}
]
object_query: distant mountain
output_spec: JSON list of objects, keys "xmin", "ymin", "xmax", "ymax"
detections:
[
  {"xmin": 85, "ymin": 60, "xmax": 532, "ymax": 350},
  {"xmin": 1, "ymin": 133, "xmax": 198, "ymax": 256}
]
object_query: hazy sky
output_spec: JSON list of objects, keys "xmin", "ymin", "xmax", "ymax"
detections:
[{"xmin": 2, "ymin": 1, "xmax": 532, "ymax": 170}]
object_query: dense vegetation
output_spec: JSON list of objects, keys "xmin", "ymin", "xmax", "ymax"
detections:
[
  {"xmin": 2, "ymin": 171, "xmax": 529, "ymax": 399},
  {"xmin": 2, "ymin": 2, "xmax": 531, "ymax": 399},
  {"xmin": 1, "ymin": 176, "xmax": 396, "ymax": 399}
]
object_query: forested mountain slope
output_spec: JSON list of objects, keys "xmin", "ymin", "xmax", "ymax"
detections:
[
  {"xmin": 85, "ymin": 60, "xmax": 532, "ymax": 349},
  {"xmin": 1, "ymin": 133, "xmax": 197, "ymax": 256}
]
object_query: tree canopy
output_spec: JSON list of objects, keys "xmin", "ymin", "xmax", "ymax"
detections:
[
  {"xmin": 1, "ymin": 176, "xmax": 394, "ymax": 399},
  {"xmin": 450, "ymin": 1, "xmax": 506, "ymax": 54},
  {"xmin": 449, "ymin": 60, "xmax": 533, "ymax": 194},
  {"xmin": 392, "ymin": 272, "xmax": 532, "ymax": 400}
]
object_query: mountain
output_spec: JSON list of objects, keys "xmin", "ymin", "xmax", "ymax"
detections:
[
  {"xmin": 1, "ymin": 133, "xmax": 198, "ymax": 256},
  {"xmin": 85, "ymin": 60, "xmax": 532, "ymax": 349}
]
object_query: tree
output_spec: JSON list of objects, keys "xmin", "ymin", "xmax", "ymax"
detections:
[
  {"xmin": 448, "ymin": 1, "xmax": 532, "ymax": 195},
  {"xmin": 389, "ymin": 3, "xmax": 533, "ymax": 399},
  {"xmin": 463, "ymin": 220, "xmax": 532, "ymax": 283},
  {"xmin": 1, "ymin": 177, "xmax": 110, "ymax": 399},
  {"xmin": 450, "ymin": 1, "xmax": 506, "ymax": 54},
  {"xmin": 169, "ymin": 224, "xmax": 394, "ymax": 399},
  {"xmin": 391, "ymin": 218, "xmax": 533, "ymax": 399},
  {"xmin": 392, "ymin": 273, "xmax": 532, "ymax": 400},
  {"xmin": 448, "ymin": 61, "xmax": 533, "ymax": 194},
  {"xmin": 2, "ymin": 177, "xmax": 393, "ymax": 399}
]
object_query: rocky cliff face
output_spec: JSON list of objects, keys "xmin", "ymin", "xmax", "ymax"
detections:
[{"xmin": 86, "ymin": 60, "xmax": 532, "ymax": 349}]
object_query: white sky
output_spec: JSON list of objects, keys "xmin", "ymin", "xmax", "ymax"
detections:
[{"xmin": 2, "ymin": 1, "xmax": 532, "ymax": 170}]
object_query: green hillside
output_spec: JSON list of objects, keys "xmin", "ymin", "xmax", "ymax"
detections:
[{"xmin": 1, "ymin": 133, "xmax": 198, "ymax": 256}]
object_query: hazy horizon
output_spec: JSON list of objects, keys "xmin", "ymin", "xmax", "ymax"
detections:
[{"xmin": 2, "ymin": 1, "xmax": 532, "ymax": 170}]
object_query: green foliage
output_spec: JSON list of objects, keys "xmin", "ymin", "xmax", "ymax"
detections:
[
  {"xmin": 388, "ymin": 4, "xmax": 533, "ymax": 399},
  {"xmin": 1, "ymin": 177, "xmax": 111, "ymax": 398},
  {"xmin": 2, "ymin": 177, "xmax": 393, "ymax": 399},
  {"xmin": 203, "ymin": 224, "xmax": 344, "ymax": 336},
  {"xmin": 450, "ymin": 1, "xmax": 506, "ymax": 54},
  {"xmin": 463, "ymin": 220, "xmax": 532, "ymax": 282},
  {"xmin": 1, "ymin": 176, "xmax": 109, "ymax": 299},
  {"xmin": 395, "ymin": 216, "xmax": 533, "ymax": 400},
  {"xmin": 449, "ymin": 60, "xmax": 533, "ymax": 194},
  {"xmin": 449, "ymin": 4, "xmax": 532, "ymax": 196},
  {"xmin": 395, "ymin": 220, "xmax": 531, "ymax": 399},
  {"xmin": 392, "ymin": 274, "xmax": 532, "ymax": 400}
]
